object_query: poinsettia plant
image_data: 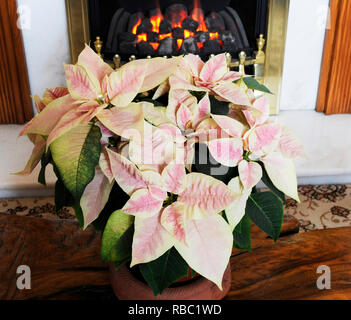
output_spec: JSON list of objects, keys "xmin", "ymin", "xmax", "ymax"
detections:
[{"xmin": 18, "ymin": 46, "xmax": 305, "ymax": 296}]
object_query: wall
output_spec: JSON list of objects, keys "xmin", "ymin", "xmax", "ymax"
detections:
[
  {"xmin": 17, "ymin": 0, "xmax": 70, "ymax": 108},
  {"xmin": 280, "ymin": 0, "xmax": 329, "ymax": 110}
]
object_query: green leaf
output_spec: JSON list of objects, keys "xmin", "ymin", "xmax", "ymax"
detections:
[
  {"xmin": 189, "ymin": 90, "xmax": 206, "ymax": 102},
  {"xmin": 54, "ymin": 178, "xmax": 75, "ymax": 211},
  {"xmin": 101, "ymin": 210, "xmax": 134, "ymax": 263},
  {"xmin": 73, "ymin": 204, "xmax": 84, "ymax": 228},
  {"xmin": 38, "ymin": 150, "xmax": 52, "ymax": 185},
  {"xmin": 92, "ymin": 183, "xmax": 130, "ymax": 232},
  {"xmin": 53, "ymin": 164, "xmax": 75, "ymax": 211},
  {"xmin": 139, "ymin": 248, "xmax": 189, "ymax": 296},
  {"xmin": 260, "ymin": 163, "xmax": 286, "ymax": 203},
  {"xmin": 242, "ymin": 77, "xmax": 273, "ymax": 94},
  {"xmin": 110, "ymin": 225, "xmax": 134, "ymax": 266},
  {"xmin": 246, "ymin": 192, "xmax": 284, "ymax": 242},
  {"xmin": 209, "ymin": 94, "xmax": 230, "ymax": 115},
  {"xmin": 233, "ymin": 214, "xmax": 251, "ymax": 251},
  {"xmin": 50, "ymin": 123, "xmax": 101, "ymax": 201}
]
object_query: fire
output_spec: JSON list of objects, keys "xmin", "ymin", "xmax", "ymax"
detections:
[
  {"xmin": 132, "ymin": 18, "xmax": 142, "ymax": 35},
  {"xmin": 149, "ymin": 42, "xmax": 160, "ymax": 51},
  {"xmin": 137, "ymin": 33, "xmax": 147, "ymax": 42},
  {"xmin": 191, "ymin": 0, "xmax": 208, "ymax": 32},
  {"xmin": 129, "ymin": 0, "xmax": 224, "ymax": 53},
  {"xmin": 159, "ymin": 33, "xmax": 172, "ymax": 40},
  {"xmin": 177, "ymin": 39, "xmax": 183, "ymax": 51},
  {"xmin": 184, "ymin": 30, "xmax": 195, "ymax": 38},
  {"xmin": 150, "ymin": 6, "xmax": 163, "ymax": 33},
  {"xmin": 209, "ymin": 32, "xmax": 219, "ymax": 40}
]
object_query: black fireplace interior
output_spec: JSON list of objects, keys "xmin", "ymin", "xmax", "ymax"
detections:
[{"xmin": 88, "ymin": 0, "xmax": 268, "ymax": 61}]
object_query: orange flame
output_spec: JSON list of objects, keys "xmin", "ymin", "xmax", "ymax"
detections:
[
  {"xmin": 177, "ymin": 39, "xmax": 184, "ymax": 50},
  {"xmin": 150, "ymin": 4, "xmax": 163, "ymax": 33},
  {"xmin": 159, "ymin": 33, "xmax": 172, "ymax": 41},
  {"xmin": 191, "ymin": 0, "xmax": 208, "ymax": 32},
  {"xmin": 137, "ymin": 33, "xmax": 147, "ymax": 42},
  {"xmin": 149, "ymin": 42, "xmax": 160, "ymax": 51},
  {"xmin": 129, "ymin": 0, "xmax": 225, "ymax": 53},
  {"xmin": 209, "ymin": 32, "xmax": 219, "ymax": 40},
  {"xmin": 184, "ymin": 30, "xmax": 195, "ymax": 38},
  {"xmin": 132, "ymin": 18, "xmax": 142, "ymax": 35}
]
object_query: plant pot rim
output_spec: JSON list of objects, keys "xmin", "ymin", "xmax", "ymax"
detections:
[{"xmin": 109, "ymin": 262, "xmax": 231, "ymax": 300}]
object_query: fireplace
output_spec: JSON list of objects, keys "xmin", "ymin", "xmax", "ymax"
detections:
[{"xmin": 65, "ymin": 0, "xmax": 289, "ymax": 113}]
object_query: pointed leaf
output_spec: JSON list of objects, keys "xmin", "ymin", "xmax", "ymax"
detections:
[
  {"xmin": 242, "ymin": 76, "xmax": 273, "ymax": 94},
  {"xmin": 233, "ymin": 213, "xmax": 251, "ymax": 251},
  {"xmin": 78, "ymin": 44, "xmax": 113, "ymax": 84},
  {"xmin": 248, "ymin": 123, "xmax": 281, "ymax": 155},
  {"xmin": 64, "ymin": 64, "xmax": 99, "ymax": 100},
  {"xmin": 175, "ymin": 214, "xmax": 233, "ymax": 289},
  {"xmin": 161, "ymin": 202, "xmax": 187, "ymax": 244},
  {"xmin": 226, "ymin": 177, "xmax": 251, "ymax": 231},
  {"xmin": 96, "ymin": 103, "xmax": 145, "ymax": 139},
  {"xmin": 139, "ymin": 248, "xmax": 189, "ymax": 296},
  {"xmin": 99, "ymin": 148, "xmax": 114, "ymax": 183},
  {"xmin": 262, "ymin": 152, "xmax": 300, "ymax": 202},
  {"xmin": 140, "ymin": 56, "xmax": 182, "ymax": 92},
  {"xmin": 212, "ymin": 114, "xmax": 245, "ymax": 138},
  {"xmin": 278, "ymin": 125, "xmax": 306, "ymax": 159},
  {"xmin": 106, "ymin": 148, "xmax": 148, "ymax": 196},
  {"xmin": 101, "ymin": 209, "xmax": 134, "ymax": 263},
  {"xmin": 122, "ymin": 188, "xmax": 165, "ymax": 218},
  {"xmin": 243, "ymin": 96, "xmax": 270, "ymax": 127},
  {"xmin": 238, "ymin": 160, "xmax": 263, "ymax": 190},
  {"xmin": 246, "ymin": 192, "xmax": 284, "ymax": 241},
  {"xmin": 131, "ymin": 212, "xmax": 174, "ymax": 267},
  {"xmin": 178, "ymin": 173, "xmax": 237, "ymax": 219},
  {"xmin": 162, "ymin": 161, "xmax": 186, "ymax": 194},
  {"xmin": 212, "ymin": 82, "xmax": 251, "ymax": 106},
  {"xmin": 20, "ymin": 94, "xmax": 77, "ymax": 137},
  {"xmin": 107, "ymin": 61, "xmax": 147, "ymax": 107},
  {"xmin": 260, "ymin": 163, "xmax": 286, "ymax": 203},
  {"xmin": 50, "ymin": 123, "xmax": 101, "ymax": 200},
  {"xmin": 16, "ymin": 135, "xmax": 45, "ymax": 176},
  {"xmin": 208, "ymin": 138, "xmax": 243, "ymax": 167},
  {"xmin": 80, "ymin": 167, "xmax": 113, "ymax": 229},
  {"xmin": 200, "ymin": 53, "xmax": 227, "ymax": 83}
]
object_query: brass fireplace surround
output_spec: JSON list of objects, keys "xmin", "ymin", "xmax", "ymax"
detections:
[{"xmin": 65, "ymin": 0, "xmax": 289, "ymax": 114}]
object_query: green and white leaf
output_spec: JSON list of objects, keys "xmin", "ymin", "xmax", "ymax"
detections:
[
  {"xmin": 50, "ymin": 123, "xmax": 101, "ymax": 200},
  {"xmin": 101, "ymin": 210, "xmax": 134, "ymax": 263}
]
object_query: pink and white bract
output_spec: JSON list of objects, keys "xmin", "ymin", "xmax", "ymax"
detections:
[{"xmin": 19, "ymin": 47, "xmax": 305, "ymax": 290}]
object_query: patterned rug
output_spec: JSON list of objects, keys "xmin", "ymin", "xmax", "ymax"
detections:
[{"xmin": 1, "ymin": 185, "xmax": 351, "ymax": 232}]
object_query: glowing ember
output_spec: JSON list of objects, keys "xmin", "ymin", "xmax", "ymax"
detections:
[
  {"xmin": 191, "ymin": 0, "xmax": 208, "ymax": 32},
  {"xmin": 132, "ymin": 19, "xmax": 142, "ymax": 35},
  {"xmin": 129, "ymin": 0, "xmax": 225, "ymax": 54},
  {"xmin": 159, "ymin": 33, "xmax": 172, "ymax": 41},
  {"xmin": 137, "ymin": 33, "xmax": 147, "ymax": 42},
  {"xmin": 149, "ymin": 42, "xmax": 160, "ymax": 51},
  {"xmin": 209, "ymin": 32, "xmax": 219, "ymax": 40},
  {"xmin": 177, "ymin": 39, "xmax": 184, "ymax": 50},
  {"xmin": 184, "ymin": 30, "xmax": 195, "ymax": 38}
]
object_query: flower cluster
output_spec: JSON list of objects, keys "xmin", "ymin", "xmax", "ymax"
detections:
[{"xmin": 19, "ymin": 46, "xmax": 305, "ymax": 292}]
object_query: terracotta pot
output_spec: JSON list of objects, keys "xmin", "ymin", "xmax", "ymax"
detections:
[{"xmin": 109, "ymin": 263, "xmax": 231, "ymax": 300}]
